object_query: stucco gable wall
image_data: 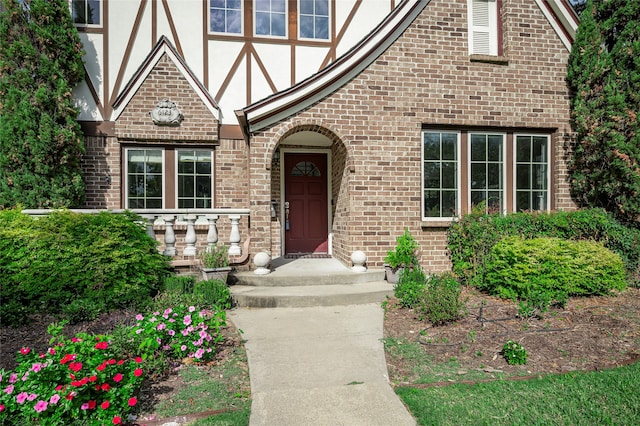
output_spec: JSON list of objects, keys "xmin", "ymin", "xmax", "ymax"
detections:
[{"xmin": 250, "ymin": 0, "xmax": 575, "ymax": 268}]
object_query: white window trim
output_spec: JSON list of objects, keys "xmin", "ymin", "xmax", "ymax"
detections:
[
  {"xmin": 467, "ymin": 0, "xmax": 498, "ymax": 56},
  {"xmin": 467, "ymin": 132, "xmax": 507, "ymax": 215},
  {"xmin": 513, "ymin": 134, "xmax": 551, "ymax": 213},
  {"xmin": 69, "ymin": 0, "xmax": 103, "ymax": 28},
  {"xmin": 254, "ymin": 0, "xmax": 288, "ymax": 39},
  {"xmin": 421, "ymin": 130, "xmax": 461, "ymax": 222},
  {"xmin": 174, "ymin": 149, "xmax": 215, "ymax": 209},
  {"xmin": 124, "ymin": 147, "xmax": 166, "ymax": 210},
  {"xmin": 208, "ymin": 0, "xmax": 244, "ymax": 35},
  {"xmin": 297, "ymin": 0, "xmax": 331, "ymax": 41}
]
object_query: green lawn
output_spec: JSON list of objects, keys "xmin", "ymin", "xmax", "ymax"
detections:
[{"xmin": 397, "ymin": 361, "xmax": 640, "ymax": 425}]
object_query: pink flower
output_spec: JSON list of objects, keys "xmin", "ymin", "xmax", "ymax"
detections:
[
  {"xmin": 31, "ymin": 363, "xmax": 42, "ymax": 373},
  {"xmin": 136, "ymin": 328, "xmax": 143, "ymax": 334},
  {"xmin": 128, "ymin": 396, "xmax": 137, "ymax": 407},
  {"xmin": 113, "ymin": 373, "xmax": 123, "ymax": 383},
  {"xmin": 169, "ymin": 318, "xmax": 176, "ymax": 323},
  {"xmin": 135, "ymin": 314, "xmax": 144, "ymax": 321},
  {"xmin": 193, "ymin": 339, "xmax": 202, "ymax": 347},
  {"xmin": 95, "ymin": 341, "xmax": 108, "ymax": 350},
  {"xmin": 157, "ymin": 323, "xmax": 166, "ymax": 330},
  {"xmin": 9, "ymin": 374, "xmax": 17, "ymax": 384},
  {"xmin": 21, "ymin": 372, "xmax": 29, "ymax": 381},
  {"xmin": 149, "ymin": 317, "xmax": 157, "ymax": 323},
  {"xmin": 19, "ymin": 347, "xmax": 30, "ymax": 355},
  {"xmin": 194, "ymin": 348, "xmax": 205, "ymax": 359},
  {"xmin": 49, "ymin": 394, "xmax": 60, "ymax": 404},
  {"xmin": 81, "ymin": 402, "xmax": 90, "ymax": 410},
  {"xmin": 27, "ymin": 393, "xmax": 37, "ymax": 401},
  {"xmin": 183, "ymin": 315, "xmax": 192, "ymax": 326},
  {"xmin": 34, "ymin": 400, "xmax": 48, "ymax": 413},
  {"xmin": 188, "ymin": 306, "xmax": 196, "ymax": 312},
  {"xmin": 168, "ymin": 329, "xmax": 175, "ymax": 336},
  {"xmin": 16, "ymin": 392, "xmax": 28, "ymax": 404},
  {"xmin": 3, "ymin": 385, "xmax": 14, "ymax": 394},
  {"xmin": 71, "ymin": 337, "xmax": 82, "ymax": 343},
  {"xmin": 181, "ymin": 345, "xmax": 187, "ymax": 351}
]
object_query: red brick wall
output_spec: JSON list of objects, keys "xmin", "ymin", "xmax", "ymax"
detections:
[
  {"xmin": 81, "ymin": 135, "xmax": 121, "ymax": 209},
  {"xmin": 249, "ymin": 0, "xmax": 576, "ymax": 271}
]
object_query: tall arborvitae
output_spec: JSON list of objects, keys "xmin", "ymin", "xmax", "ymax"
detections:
[
  {"xmin": 0, "ymin": 0, "xmax": 86, "ymax": 208},
  {"xmin": 567, "ymin": 0, "xmax": 640, "ymax": 225}
]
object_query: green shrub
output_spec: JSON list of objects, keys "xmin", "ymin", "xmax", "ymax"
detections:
[
  {"xmin": 394, "ymin": 267, "xmax": 426, "ymax": 308},
  {"xmin": 448, "ymin": 209, "xmax": 640, "ymax": 287},
  {"xmin": 502, "ymin": 340, "xmax": 528, "ymax": 365},
  {"xmin": 483, "ymin": 237, "xmax": 626, "ymax": 301},
  {"xmin": 385, "ymin": 229, "xmax": 420, "ymax": 269},
  {"xmin": 194, "ymin": 279, "xmax": 232, "ymax": 309},
  {"xmin": 0, "ymin": 209, "xmax": 171, "ymax": 326},
  {"xmin": 164, "ymin": 275, "xmax": 196, "ymax": 294},
  {"xmin": 416, "ymin": 273, "xmax": 467, "ymax": 326}
]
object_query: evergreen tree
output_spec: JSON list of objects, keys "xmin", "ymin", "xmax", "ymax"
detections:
[
  {"xmin": 0, "ymin": 0, "xmax": 86, "ymax": 208},
  {"xmin": 567, "ymin": 0, "xmax": 640, "ymax": 225}
]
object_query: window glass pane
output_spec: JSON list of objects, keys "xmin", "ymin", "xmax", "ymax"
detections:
[
  {"xmin": 227, "ymin": 10, "xmax": 241, "ymax": 33},
  {"xmin": 272, "ymin": 0, "xmax": 285, "ymax": 12},
  {"xmin": 315, "ymin": 17, "xmax": 328, "ymax": 39},
  {"xmin": 423, "ymin": 133, "xmax": 440, "ymax": 160},
  {"xmin": 533, "ymin": 137, "xmax": 547, "ymax": 162},
  {"xmin": 87, "ymin": 0, "xmax": 100, "ymax": 24},
  {"xmin": 129, "ymin": 175, "xmax": 144, "ymax": 197},
  {"xmin": 487, "ymin": 163, "xmax": 501, "ymax": 189},
  {"xmin": 196, "ymin": 176, "xmax": 211, "ymax": 197},
  {"xmin": 424, "ymin": 163, "xmax": 441, "ymax": 188},
  {"xmin": 146, "ymin": 199, "xmax": 162, "ymax": 209},
  {"xmin": 179, "ymin": 199, "xmax": 194, "ymax": 209},
  {"xmin": 228, "ymin": 0, "xmax": 241, "ymax": 8},
  {"xmin": 315, "ymin": 0, "xmax": 328, "ymax": 15},
  {"xmin": 441, "ymin": 191, "xmax": 457, "ymax": 217},
  {"xmin": 516, "ymin": 164, "xmax": 530, "ymax": 189},
  {"xmin": 470, "ymin": 134, "xmax": 486, "ymax": 161},
  {"xmin": 146, "ymin": 175, "xmax": 162, "ymax": 198},
  {"xmin": 442, "ymin": 162, "xmax": 456, "ymax": 188},
  {"xmin": 516, "ymin": 136, "xmax": 531, "ymax": 162},
  {"xmin": 470, "ymin": 191, "xmax": 485, "ymax": 206},
  {"xmin": 180, "ymin": 176, "xmax": 194, "ymax": 197},
  {"xmin": 210, "ymin": 9, "xmax": 225, "ymax": 32},
  {"xmin": 256, "ymin": 0, "xmax": 269, "ymax": 11},
  {"xmin": 516, "ymin": 191, "xmax": 530, "ymax": 211},
  {"xmin": 532, "ymin": 164, "xmax": 547, "ymax": 189},
  {"xmin": 300, "ymin": 0, "xmax": 314, "ymax": 14},
  {"xmin": 487, "ymin": 191, "xmax": 502, "ymax": 211},
  {"xmin": 272, "ymin": 13, "xmax": 286, "ymax": 36},
  {"xmin": 177, "ymin": 149, "xmax": 212, "ymax": 208},
  {"xmin": 442, "ymin": 135, "xmax": 457, "ymax": 160},
  {"xmin": 470, "ymin": 163, "xmax": 485, "ymax": 189},
  {"xmin": 488, "ymin": 135, "xmax": 502, "ymax": 161},
  {"xmin": 532, "ymin": 192, "xmax": 547, "ymax": 211},
  {"xmin": 256, "ymin": 12, "xmax": 270, "ymax": 34},
  {"xmin": 300, "ymin": 15, "xmax": 314, "ymax": 38},
  {"xmin": 424, "ymin": 191, "xmax": 441, "ymax": 217}
]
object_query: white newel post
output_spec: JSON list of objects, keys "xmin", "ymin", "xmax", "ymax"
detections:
[
  {"xmin": 162, "ymin": 216, "xmax": 177, "ymax": 256},
  {"xmin": 183, "ymin": 214, "xmax": 197, "ymax": 256},
  {"xmin": 228, "ymin": 214, "xmax": 242, "ymax": 256},
  {"xmin": 205, "ymin": 214, "xmax": 219, "ymax": 251}
]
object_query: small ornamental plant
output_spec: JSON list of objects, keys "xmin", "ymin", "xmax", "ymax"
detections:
[
  {"xmin": 131, "ymin": 304, "xmax": 227, "ymax": 362},
  {"xmin": 502, "ymin": 340, "xmax": 528, "ymax": 365},
  {"xmin": 0, "ymin": 325, "xmax": 144, "ymax": 425}
]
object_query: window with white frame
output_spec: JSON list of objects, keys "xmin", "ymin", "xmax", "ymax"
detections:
[
  {"xmin": 125, "ymin": 148, "xmax": 214, "ymax": 209},
  {"xmin": 255, "ymin": 0, "xmax": 286, "ymax": 37},
  {"xmin": 515, "ymin": 135, "xmax": 549, "ymax": 212},
  {"xmin": 299, "ymin": 0, "xmax": 329, "ymax": 40},
  {"xmin": 470, "ymin": 133, "xmax": 505, "ymax": 213},
  {"xmin": 422, "ymin": 130, "xmax": 550, "ymax": 220},
  {"xmin": 209, "ymin": 0, "xmax": 242, "ymax": 34},
  {"xmin": 127, "ymin": 149, "xmax": 163, "ymax": 209},
  {"xmin": 70, "ymin": 0, "xmax": 101, "ymax": 26},
  {"xmin": 177, "ymin": 150, "xmax": 213, "ymax": 208},
  {"xmin": 422, "ymin": 131, "xmax": 460, "ymax": 219},
  {"xmin": 468, "ymin": 0, "xmax": 498, "ymax": 55}
]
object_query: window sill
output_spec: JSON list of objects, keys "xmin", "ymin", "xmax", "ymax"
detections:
[
  {"xmin": 421, "ymin": 219, "xmax": 456, "ymax": 228},
  {"xmin": 470, "ymin": 54, "xmax": 509, "ymax": 65}
]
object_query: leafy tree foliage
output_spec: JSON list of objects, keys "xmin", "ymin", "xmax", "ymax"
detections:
[
  {"xmin": 0, "ymin": 0, "xmax": 86, "ymax": 208},
  {"xmin": 567, "ymin": 0, "xmax": 640, "ymax": 225}
]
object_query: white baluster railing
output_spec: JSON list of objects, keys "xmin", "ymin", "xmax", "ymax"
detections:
[{"xmin": 21, "ymin": 208, "xmax": 251, "ymax": 261}]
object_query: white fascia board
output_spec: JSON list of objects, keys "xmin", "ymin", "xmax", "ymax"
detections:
[
  {"xmin": 534, "ymin": 0, "xmax": 578, "ymax": 52},
  {"xmin": 244, "ymin": 0, "xmax": 430, "ymax": 133}
]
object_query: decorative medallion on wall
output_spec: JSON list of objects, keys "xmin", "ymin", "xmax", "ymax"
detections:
[{"xmin": 150, "ymin": 99, "xmax": 184, "ymax": 126}]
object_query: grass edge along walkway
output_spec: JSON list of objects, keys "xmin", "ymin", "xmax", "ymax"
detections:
[{"xmin": 397, "ymin": 361, "xmax": 640, "ymax": 426}]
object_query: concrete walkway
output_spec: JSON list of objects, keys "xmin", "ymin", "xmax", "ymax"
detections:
[{"xmin": 229, "ymin": 304, "xmax": 416, "ymax": 426}]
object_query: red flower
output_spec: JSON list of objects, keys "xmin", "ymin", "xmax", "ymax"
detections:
[
  {"xmin": 55, "ymin": 385, "xmax": 64, "ymax": 391},
  {"xmin": 0, "ymin": 404, "xmax": 4, "ymax": 412},
  {"xmin": 65, "ymin": 393, "xmax": 75, "ymax": 401},
  {"xmin": 128, "ymin": 397, "xmax": 137, "ymax": 407},
  {"xmin": 113, "ymin": 373, "xmax": 123, "ymax": 383},
  {"xmin": 134, "ymin": 357, "xmax": 143, "ymax": 363},
  {"xmin": 71, "ymin": 380, "xmax": 83, "ymax": 387},
  {"xmin": 39, "ymin": 353, "xmax": 46, "ymax": 358},
  {"xmin": 19, "ymin": 347, "xmax": 30, "ymax": 355},
  {"xmin": 101, "ymin": 383, "xmax": 110, "ymax": 392},
  {"xmin": 95, "ymin": 341, "xmax": 108, "ymax": 350},
  {"xmin": 88, "ymin": 400, "xmax": 96, "ymax": 409},
  {"xmin": 107, "ymin": 359, "xmax": 116, "ymax": 365},
  {"xmin": 112, "ymin": 416, "xmax": 122, "ymax": 425},
  {"xmin": 69, "ymin": 362, "xmax": 83, "ymax": 372},
  {"xmin": 134, "ymin": 368, "xmax": 143, "ymax": 377},
  {"xmin": 89, "ymin": 375, "xmax": 97, "ymax": 382},
  {"xmin": 101, "ymin": 400, "xmax": 110, "ymax": 410},
  {"xmin": 117, "ymin": 360, "xmax": 124, "ymax": 365},
  {"xmin": 96, "ymin": 362, "xmax": 107, "ymax": 371},
  {"xmin": 60, "ymin": 354, "xmax": 75, "ymax": 365},
  {"xmin": 48, "ymin": 348, "xmax": 56, "ymax": 355}
]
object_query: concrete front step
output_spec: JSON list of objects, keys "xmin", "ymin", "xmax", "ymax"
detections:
[
  {"xmin": 230, "ymin": 281, "xmax": 394, "ymax": 308},
  {"xmin": 231, "ymin": 269, "xmax": 385, "ymax": 287}
]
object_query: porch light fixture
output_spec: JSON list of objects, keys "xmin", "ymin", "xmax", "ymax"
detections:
[{"xmin": 272, "ymin": 150, "xmax": 280, "ymax": 167}]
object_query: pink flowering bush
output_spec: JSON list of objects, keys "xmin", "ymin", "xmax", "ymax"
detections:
[
  {"xmin": 0, "ymin": 324, "xmax": 144, "ymax": 425},
  {"xmin": 131, "ymin": 304, "xmax": 226, "ymax": 362}
]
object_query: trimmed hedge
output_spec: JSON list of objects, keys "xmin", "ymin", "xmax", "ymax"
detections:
[
  {"xmin": 483, "ymin": 237, "xmax": 627, "ymax": 300},
  {"xmin": 0, "ymin": 210, "xmax": 171, "ymax": 326},
  {"xmin": 448, "ymin": 209, "xmax": 640, "ymax": 287}
]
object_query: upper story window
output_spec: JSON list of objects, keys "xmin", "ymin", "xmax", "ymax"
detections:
[
  {"xmin": 468, "ymin": 0, "xmax": 498, "ymax": 56},
  {"xmin": 255, "ymin": 0, "xmax": 286, "ymax": 37},
  {"xmin": 70, "ymin": 0, "xmax": 101, "ymax": 26},
  {"xmin": 209, "ymin": 0, "xmax": 242, "ymax": 34},
  {"xmin": 299, "ymin": 0, "xmax": 329, "ymax": 40}
]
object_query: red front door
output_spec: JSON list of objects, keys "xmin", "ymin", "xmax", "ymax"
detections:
[{"xmin": 284, "ymin": 153, "xmax": 329, "ymax": 254}]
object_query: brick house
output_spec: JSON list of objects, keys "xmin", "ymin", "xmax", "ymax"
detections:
[{"xmin": 72, "ymin": 0, "xmax": 579, "ymax": 271}]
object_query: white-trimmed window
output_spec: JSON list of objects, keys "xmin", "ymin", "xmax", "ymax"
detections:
[
  {"xmin": 299, "ymin": 0, "xmax": 329, "ymax": 40},
  {"xmin": 177, "ymin": 150, "xmax": 213, "ymax": 208},
  {"xmin": 515, "ymin": 135, "xmax": 549, "ymax": 212},
  {"xmin": 126, "ymin": 149, "xmax": 164, "ymax": 209},
  {"xmin": 209, "ymin": 0, "xmax": 242, "ymax": 34},
  {"xmin": 469, "ymin": 133, "xmax": 505, "ymax": 213},
  {"xmin": 125, "ymin": 148, "xmax": 214, "ymax": 209},
  {"xmin": 422, "ymin": 131, "xmax": 460, "ymax": 219},
  {"xmin": 70, "ymin": 0, "xmax": 101, "ymax": 26},
  {"xmin": 255, "ymin": 0, "xmax": 286, "ymax": 37},
  {"xmin": 468, "ymin": 0, "xmax": 498, "ymax": 55}
]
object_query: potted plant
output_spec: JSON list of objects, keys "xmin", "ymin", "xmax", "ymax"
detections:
[
  {"xmin": 200, "ymin": 244, "xmax": 232, "ymax": 282},
  {"xmin": 384, "ymin": 229, "xmax": 419, "ymax": 284}
]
